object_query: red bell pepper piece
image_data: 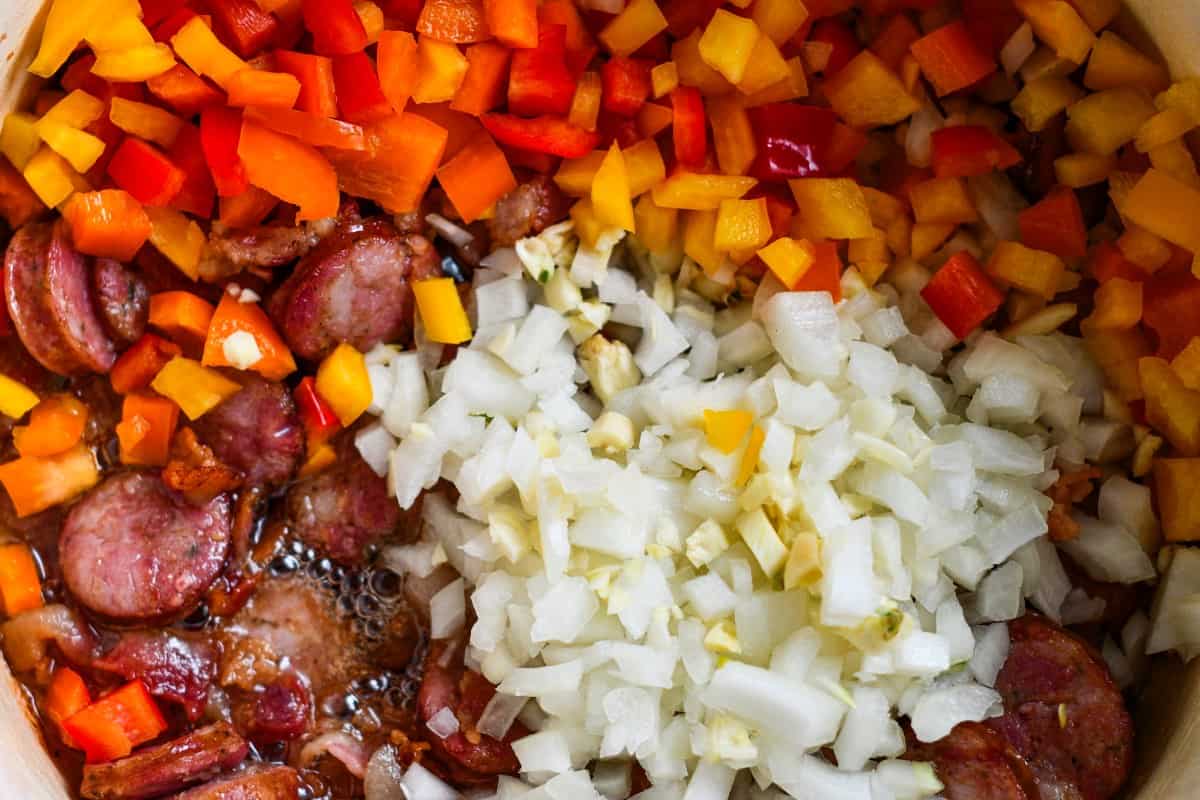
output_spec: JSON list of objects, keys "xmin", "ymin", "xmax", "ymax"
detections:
[
  {"xmin": 794, "ymin": 241, "xmax": 844, "ymax": 302},
  {"xmin": 209, "ymin": 0, "xmax": 280, "ymax": 58},
  {"xmin": 747, "ymin": 103, "xmax": 838, "ymax": 181},
  {"xmin": 501, "ymin": 144, "xmax": 560, "ymax": 174},
  {"xmin": 381, "ymin": 0, "xmax": 424, "ymax": 30},
  {"xmin": 200, "ymin": 107, "xmax": 250, "ymax": 198},
  {"xmin": 597, "ymin": 112, "xmax": 642, "ymax": 150},
  {"xmin": 601, "ymin": 57, "xmax": 652, "ymax": 118},
  {"xmin": 1088, "ymin": 241, "xmax": 1144, "ymax": 285},
  {"xmin": 962, "ymin": 0, "xmax": 1024, "ymax": 57},
  {"xmin": 863, "ymin": 0, "xmax": 939, "ymax": 13},
  {"xmin": 1144, "ymin": 271, "xmax": 1200, "ymax": 359},
  {"xmin": 539, "ymin": 0, "xmax": 597, "ymax": 76},
  {"xmin": 140, "ymin": 0, "xmax": 189, "ymax": 29},
  {"xmin": 910, "ymin": 21, "xmax": 996, "ymax": 96},
  {"xmin": 61, "ymin": 681, "xmax": 168, "ymax": 764},
  {"xmin": 810, "ymin": 18, "xmax": 862, "ymax": 77},
  {"xmin": 146, "ymin": 65, "xmax": 226, "ymax": 116},
  {"xmin": 294, "ymin": 376, "xmax": 341, "ymax": 450},
  {"xmin": 275, "ymin": 50, "xmax": 339, "ymax": 117},
  {"xmin": 662, "ymin": 0, "xmax": 723, "ymax": 38},
  {"xmin": 508, "ymin": 24, "xmax": 576, "ymax": 117},
  {"xmin": 920, "ymin": 250, "xmax": 1005, "ymax": 339},
  {"xmin": 870, "ymin": 14, "xmax": 922, "ymax": 69},
  {"xmin": 302, "ymin": 0, "xmax": 369, "ymax": 56},
  {"xmin": 824, "ymin": 123, "xmax": 869, "ymax": 176},
  {"xmin": 168, "ymin": 124, "xmax": 217, "ymax": 219},
  {"xmin": 930, "ymin": 125, "xmax": 1022, "ymax": 178},
  {"xmin": 332, "ymin": 52, "xmax": 392, "ymax": 125},
  {"xmin": 1018, "ymin": 185, "xmax": 1088, "ymax": 260},
  {"xmin": 111, "ymin": 334, "xmax": 183, "ymax": 395},
  {"xmin": 152, "ymin": 7, "xmax": 200, "ymax": 43},
  {"xmin": 482, "ymin": 114, "xmax": 600, "ymax": 159},
  {"xmin": 671, "ymin": 86, "xmax": 707, "ymax": 168},
  {"xmin": 107, "ymin": 139, "xmax": 186, "ymax": 207}
]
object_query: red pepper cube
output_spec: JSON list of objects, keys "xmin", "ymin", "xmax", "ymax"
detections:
[
  {"xmin": 209, "ymin": 0, "xmax": 281, "ymax": 58},
  {"xmin": 106, "ymin": 138, "xmax": 186, "ymax": 207},
  {"xmin": 921, "ymin": 250, "xmax": 1005, "ymax": 339},
  {"xmin": 275, "ymin": 50, "xmax": 339, "ymax": 117},
  {"xmin": 671, "ymin": 86, "xmax": 707, "ymax": 168},
  {"xmin": 1019, "ymin": 185, "xmax": 1088, "ymax": 260},
  {"xmin": 747, "ymin": 103, "xmax": 838, "ymax": 182},
  {"xmin": 930, "ymin": 125, "xmax": 1023, "ymax": 178},
  {"xmin": 809, "ymin": 18, "xmax": 862, "ymax": 77},
  {"xmin": 167, "ymin": 124, "xmax": 217, "ymax": 219},
  {"xmin": 600, "ymin": 57, "xmax": 652, "ymax": 117},
  {"xmin": 508, "ymin": 24, "xmax": 576, "ymax": 117},
  {"xmin": 200, "ymin": 107, "xmax": 250, "ymax": 198},
  {"xmin": 331, "ymin": 52, "xmax": 393, "ymax": 124},
  {"xmin": 294, "ymin": 375, "xmax": 342, "ymax": 449},
  {"xmin": 302, "ymin": 0, "xmax": 369, "ymax": 55},
  {"xmin": 483, "ymin": 113, "xmax": 600, "ymax": 159},
  {"xmin": 910, "ymin": 20, "xmax": 996, "ymax": 96},
  {"xmin": 962, "ymin": 0, "xmax": 1025, "ymax": 57}
]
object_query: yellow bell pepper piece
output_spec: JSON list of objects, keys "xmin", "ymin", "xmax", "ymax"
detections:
[
  {"xmin": 1084, "ymin": 31, "xmax": 1170, "ymax": 94},
  {"xmin": 315, "ymin": 343, "xmax": 373, "ymax": 427},
  {"xmin": 413, "ymin": 277, "xmax": 472, "ymax": 344},
  {"xmin": 1065, "ymin": 88, "xmax": 1155, "ymax": 156},
  {"xmin": 1141, "ymin": 357, "xmax": 1200, "ymax": 456},
  {"xmin": 909, "ymin": 177, "xmax": 979, "ymax": 225},
  {"xmin": 93, "ymin": 44, "xmax": 178, "ymax": 82},
  {"xmin": 708, "ymin": 96, "xmax": 757, "ymax": 177},
  {"xmin": 171, "ymin": 17, "xmax": 249, "ymax": 90},
  {"xmin": 1117, "ymin": 224, "xmax": 1172, "ymax": 272},
  {"xmin": 714, "ymin": 198, "xmax": 771, "ymax": 252},
  {"xmin": 735, "ymin": 426, "xmax": 765, "ymax": 487},
  {"xmin": 1154, "ymin": 458, "xmax": 1200, "ymax": 542},
  {"xmin": 38, "ymin": 90, "xmax": 105, "ymax": 131},
  {"xmin": 742, "ymin": 57, "xmax": 808, "ymax": 107},
  {"xmin": 1013, "ymin": 0, "xmax": 1095, "ymax": 65},
  {"xmin": 698, "ymin": 10, "xmax": 761, "ymax": 86},
  {"xmin": 1173, "ymin": 339, "xmax": 1200, "ymax": 392},
  {"xmin": 0, "ymin": 375, "xmax": 40, "ymax": 420},
  {"xmin": 1083, "ymin": 278, "xmax": 1142, "ymax": 331},
  {"xmin": 1123, "ymin": 169, "xmax": 1200, "ymax": 254},
  {"xmin": 22, "ymin": 147, "xmax": 79, "ymax": 209},
  {"xmin": 1019, "ymin": 46, "xmax": 1076, "ymax": 82},
  {"xmin": 910, "ymin": 222, "xmax": 955, "ymax": 260},
  {"xmin": 633, "ymin": 195, "xmax": 678, "ymax": 254},
  {"xmin": 568, "ymin": 71, "xmax": 603, "ymax": 133},
  {"xmin": 554, "ymin": 151, "xmax": 604, "ymax": 197},
  {"xmin": 599, "ymin": 0, "xmax": 669, "ymax": 58},
  {"xmin": 568, "ymin": 198, "xmax": 603, "ymax": 249},
  {"xmin": 87, "ymin": 14, "xmax": 156, "ymax": 52},
  {"xmin": 1135, "ymin": 108, "xmax": 1194, "ymax": 154},
  {"xmin": 592, "ymin": 144, "xmax": 635, "ymax": 232},
  {"xmin": 1148, "ymin": 140, "xmax": 1200, "ymax": 189},
  {"xmin": 789, "ymin": 178, "xmax": 874, "ymax": 240},
  {"xmin": 752, "ymin": 0, "xmax": 809, "ymax": 46},
  {"xmin": 849, "ymin": 228, "xmax": 889, "ymax": 266},
  {"xmin": 1067, "ymin": 0, "xmax": 1120, "ymax": 31},
  {"xmin": 672, "ymin": 30, "xmax": 735, "ymax": 97},
  {"xmin": 1, "ymin": 113, "xmax": 42, "ymax": 171},
  {"xmin": 624, "ymin": 139, "xmax": 666, "ymax": 198},
  {"xmin": 704, "ymin": 409, "xmax": 753, "ymax": 454},
  {"xmin": 651, "ymin": 62, "xmax": 679, "ymax": 99},
  {"xmin": 1053, "ymin": 152, "xmax": 1115, "ymax": 187},
  {"xmin": 29, "ymin": 0, "xmax": 105, "ymax": 78},
  {"xmin": 1156, "ymin": 79, "xmax": 1200, "ymax": 126},
  {"xmin": 35, "ymin": 122, "xmax": 105, "ymax": 174},
  {"xmin": 146, "ymin": 206, "xmax": 207, "ymax": 280},
  {"xmin": 299, "ymin": 442, "xmax": 337, "ymax": 478},
  {"xmin": 1084, "ymin": 326, "xmax": 1150, "ymax": 401},
  {"xmin": 151, "ymin": 357, "xmax": 244, "ymax": 420},
  {"xmin": 414, "ymin": 38, "xmax": 469, "ymax": 104},
  {"xmin": 1011, "ymin": 76, "xmax": 1084, "ymax": 132},
  {"xmin": 651, "ymin": 172, "xmax": 757, "ymax": 210},
  {"xmin": 757, "ymin": 237, "xmax": 816, "ymax": 288},
  {"xmin": 985, "ymin": 241, "xmax": 1066, "ymax": 300},
  {"xmin": 862, "ymin": 187, "xmax": 904, "ymax": 227},
  {"xmin": 683, "ymin": 209, "xmax": 727, "ymax": 276},
  {"xmin": 109, "ymin": 98, "xmax": 185, "ymax": 149},
  {"xmin": 822, "ymin": 51, "xmax": 920, "ymax": 129},
  {"xmin": 737, "ymin": 34, "xmax": 790, "ymax": 95},
  {"xmin": 885, "ymin": 215, "xmax": 912, "ymax": 259}
]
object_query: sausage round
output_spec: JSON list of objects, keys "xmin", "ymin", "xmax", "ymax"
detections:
[
  {"xmin": 4, "ymin": 221, "xmax": 116, "ymax": 375},
  {"xmin": 986, "ymin": 614, "xmax": 1133, "ymax": 800},
  {"xmin": 92, "ymin": 257, "xmax": 149, "ymax": 345},
  {"xmin": 192, "ymin": 375, "xmax": 304, "ymax": 488},
  {"xmin": 80, "ymin": 722, "xmax": 249, "ymax": 800},
  {"xmin": 486, "ymin": 175, "xmax": 570, "ymax": 248},
  {"xmin": 60, "ymin": 472, "xmax": 232, "ymax": 622},
  {"xmin": 268, "ymin": 217, "xmax": 441, "ymax": 362},
  {"xmin": 92, "ymin": 632, "xmax": 218, "ymax": 721},
  {"xmin": 171, "ymin": 765, "xmax": 300, "ymax": 800},
  {"xmin": 905, "ymin": 722, "xmax": 1031, "ymax": 800}
]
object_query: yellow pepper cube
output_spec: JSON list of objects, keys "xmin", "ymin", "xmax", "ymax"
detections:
[
  {"xmin": 909, "ymin": 177, "xmax": 978, "ymax": 226},
  {"xmin": 742, "ymin": 56, "xmax": 808, "ymax": 107},
  {"xmin": 316, "ymin": 343, "xmax": 373, "ymax": 427},
  {"xmin": 35, "ymin": 122, "xmax": 105, "ymax": 174},
  {"xmin": 414, "ymin": 39, "xmax": 469, "ymax": 104},
  {"xmin": 1053, "ymin": 152, "xmax": 1115, "ymax": 187},
  {"xmin": 1013, "ymin": 0, "xmax": 1095, "ymax": 65},
  {"xmin": 171, "ymin": 17, "xmax": 248, "ymax": 89},
  {"xmin": 651, "ymin": 172, "xmax": 758, "ymax": 210},
  {"xmin": 672, "ymin": 30, "xmax": 735, "ymax": 97},
  {"xmin": 146, "ymin": 206, "xmax": 207, "ymax": 280},
  {"xmin": 704, "ymin": 408, "xmax": 753, "ymax": 454},
  {"xmin": 737, "ymin": 33, "xmax": 791, "ymax": 95},
  {"xmin": 151, "ymin": 357, "xmax": 243, "ymax": 420},
  {"xmin": 22, "ymin": 146, "xmax": 79, "ymax": 209},
  {"xmin": 698, "ymin": 10, "xmax": 761, "ymax": 86},
  {"xmin": 1065, "ymin": 88, "xmax": 1156, "ymax": 155},
  {"xmin": 910, "ymin": 222, "xmax": 955, "ymax": 260},
  {"xmin": 1084, "ymin": 277, "xmax": 1142, "ymax": 331},
  {"xmin": 571, "ymin": 198, "xmax": 606, "ymax": 249},
  {"xmin": 38, "ymin": 90, "xmax": 105, "ymax": 131},
  {"xmin": 684, "ymin": 209, "xmax": 727, "ymax": 276},
  {"xmin": 633, "ymin": 195, "xmax": 678, "ymax": 254},
  {"xmin": 413, "ymin": 277, "xmax": 472, "ymax": 345},
  {"xmin": 1084, "ymin": 326, "xmax": 1151, "ymax": 401},
  {"xmin": 757, "ymin": 237, "xmax": 815, "ymax": 288},
  {"xmin": 752, "ymin": 0, "xmax": 809, "ymax": 46},
  {"xmin": 1149, "ymin": 140, "xmax": 1200, "ymax": 189},
  {"xmin": 735, "ymin": 426, "xmax": 765, "ymax": 487},
  {"xmin": 1172, "ymin": 338, "xmax": 1200, "ymax": 391},
  {"xmin": 1141, "ymin": 357, "xmax": 1200, "ymax": 456},
  {"xmin": 1154, "ymin": 458, "xmax": 1200, "ymax": 542},
  {"xmin": 1123, "ymin": 168, "xmax": 1200, "ymax": 255},
  {"xmin": 708, "ymin": 96, "xmax": 757, "ymax": 177},
  {"xmin": 554, "ymin": 151, "xmax": 604, "ymax": 197},
  {"xmin": 714, "ymin": 198, "xmax": 771, "ymax": 252},
  {"xmin": 849, "ymin": 228, "xmax": 889, "ymax": 266},
  {"xmin": 568, "ymin": 71, "xmax": 602, "ymax": 132},
  {"xmin": 591, "ymin": 144, "xmax": 635, "ymax": 232},
  {"xmin": 651, "ymin": 62, "xmax": 679, "ymax": 99},
  {"xmin": 623, "ymin": 139, "xmax": 666, "ymax": 197},
  {"xmin": 599, "ymin": 0, "xmax": 669, "ymax": 58},
  {"xmin": 0, "ymin": 375, "xmax": 39, "ymax": 420},
  {"xmin": 1, "ymin": 113, "xmax": 42, "ymax": 171},
  {"xmin": 87, "ymin": 14, "xmax": 156, "ymax": 52},
  {"xmin": 1157, "ymin": 78, "xmax": 1200, "ymax": 126},
  {"xmin": 93, "ymin": 42, "xmax": 177, "ymax": 82},
  {"xmin": 823, "ymin": 51, "xmax": 920, "ymax": 129},
  {"xmin": 1117, "ymin": 224, "xmax": 1172, "ymax": 273},
  {"xmin": 862, "ymin": 187, "xmax": 904, "ymax": 227},
  {"xmin": 985, "ymin": 240, "xmax": 1066, "ymax": 300},
  {"xmin": 789, "ymin": 178, "xmax": 874, "ymax": 240},
  {"xmin": 30, "ymin": 0, "xmax": 106, "ymax": 78},
  {"xmin": 1011, "ymin": 76, "xmax": 1084, "ymax": 132},
  {"xmin": 1136, "ymin": 108, "xmax": 1194, "ymax": 154},
  {"xmin": 109, "ymin": 98, "xmax": 185, "ymax": 149},
  {"xmin": 1084, "ymin": 31, "xmax": 1170, "ymax": 94}
]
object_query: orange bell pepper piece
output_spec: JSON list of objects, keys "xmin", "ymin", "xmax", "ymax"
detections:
[
  {"xmin": 757, "ymin": 237, "xmax": 816, "ymax": 288},
  {"xmin": 436, "ymin": 131, "xmax": 516, "ymax": 224},
  {"xmin": 201, "ymin": 292, "xmax": 298, "ymax": 380},
  {"xmin": 591, "ymin": 143, "xmax": 635, "ymax": 232},
  {"xmin": 450, "ymin": 42, "xmax": 511, "ymax": 117},
  {"xmin": 568, "ymin": 72, "xmax": 603, "ymax": 133},
  {"xmin": 909, "ymin": 20, "xmax": 996, "ymax": 97},
  {"xmin": 110, "ymin": 334, "xmax": 183, "ymax": 396},
  {"xmin": 116, "ymin": 393, "xmax": 181, "ymax": 467},
  {"xmin": 218, "ymin": 186, "xmax": 279, "ymax": 228},
  {"xmin": 417, "ymin": 0, "xmax": 491, "ymax": 43},
  {"xmin": 225, "ymin": 69, "xmax": 303, "ymax": 109},
  {"xmin": 149, "ymin": 291, "xmax": 216, "ymax": 353},
  {"xmin": 0, "ymin": 444, "xmax": 100, "ymax": 518},
  {"xmin": 62, "ymin": 681, "xmax": 168, "ymax": 764},
  {"xmin": 237, "ymin": 120, "xmax": 339, "ymax": 222},
  {"xmin": 794, "ymin": 240, "xmax": 844, "ymax": 302},
  {"xmin": 46, "ymin": 667, "xmax": 91, "ymax": 748},
  {"xmin": 600, "ymin": 0, "xmax": 669, "ymax": 57},
  {"xmin": 0, "ymin": 543, "xmax": 44, "ymax": 616},
  {"xmin": 1084, "ymin": 278, "xmax": 1143, "ymax": 331},
  {"xmin": 242, "ymin": 106, "xmax": 366, "ymax": 150},
  {"xmin": 408, "ymin": 103, "xmax": 484, "ymax": 161},
  {"xmin": 327, "ymin": 113, "xmax": 448, "ymax": 213},
  {"xmin": 62, "ymin": 190, "xmax": 151, "ymax": 262},
  {"xmin": 315, "ymin": 343, "xmax": 374, "ymax": 426},
  {"xmin": 413, "ymin": 38, "xmax": 470, "ymax": 104},
  {"xmin": 170, "ymin": 16, "xmax": 250, "ymax": 90},
  {"xmin": 1123, "ymin": 168, "xmax": 1200, "ymax": 255},
  {"xmin": 13, "ymin": 394, "xmax": 88, "ymax": 458},
  {"xmin": 377, "ymin": 31, "xmax": 419, "ymax": 114},
  {"xmin": 484, "ymin": 0, "xmax": 537, "ymax": 49}
]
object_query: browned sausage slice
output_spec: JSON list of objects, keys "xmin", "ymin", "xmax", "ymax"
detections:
[
  {"xmin": 192, "ymin": 375, "xmax": 304, "ymax": 488},
  {"xmin": 267, "ymin": 217, "xmax": 441, "ymax": 362},
  {"xmin": 986, "ymin": 614, "xmax": 1133, "ymax": 800},
  {"xmin": 170, "ymin": 765, "xmax": 300, "ymax": 800},
  {"xmin": 486, "ymin": 175, "xmax": 570, "ymax": 248},
  {"xmin": 92, "ymin": 632, "xmax": 218, "ymax": 721},
  {"xmin": 4, "ymin": 221, "xmax": 116, "ymax": 375},
  {"xmin": 60, "ymin": 472, "xmax": 232, "ymax": 622},
  {"xmin": 81, "ymin": 722, "xmax": 249, "ymax": 800},
  {"xmin": 905, "ymin": 722, "xmax": 1031, "ymax": 800},
  {"xmin": 92, "ymin": 257, "xmax": 149, "ymax": 345}
]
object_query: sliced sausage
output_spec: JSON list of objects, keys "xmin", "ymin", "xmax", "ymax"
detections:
[
  {"xmin": 92, "ymin": 632, "xmax": 218, "ymax": 721},
  {"xmin": 80, "ymin": 722, "xmax": 249, "ymax": 800},
  {"xmin": 235, "ymin": 672, "xmax": 312, "ymax": 744},
  {"xmin": 486, "ymin": 175, "xmax": 570, "ymax": 247},
  {"xmin": 60, "ymin": 472, "xmax": 232, "ymax": 622},
  {"xmin": 905, "ymin": 722, "xmax": 1031, "ymax": 800},
  {"xmin": 4, "ymin": 221, "xmax": 116, "ymax": 375},
  {"xmin": 206, "ymin": 220, "xmax": 333, "ymax": 270},
  {"xmin": 171, "ymin": 765, "xmax": 300, "ymax": 800},
  {"xmin": 986, "ymin": 614, "xmax": 1133, "ymax": 800},
  {"xmin": 192, "ymin": 376, "xmax": 304, "ymax": 488},
  {"xmin": 92, "ymin": 257, "xmax": 149, "ymax": 345},
  {"xmin": 268, "ymin": 217, "xmax": 441, "ymax": 362},
  {"xmin": 284, "ymin": 438, "xmax": 411, "ymax": 563}
]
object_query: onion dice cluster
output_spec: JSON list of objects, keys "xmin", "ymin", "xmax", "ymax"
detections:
[{"xmin": 359, "ymin": 218, "xmax": 1147, "ymax": 799}]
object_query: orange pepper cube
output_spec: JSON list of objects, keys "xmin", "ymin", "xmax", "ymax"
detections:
[
  {"xmin": 714, "ymin": 198, "xmax": 771, "ymax": 253},
  {"xmin": 1123, "ymin": 169, "xmax": 1200, "ymax": 255},
  {"xmin": 414, "ymin": 38, "xmax": 469, "ymax": 104},
  {"xmin": 1141, "ymin": 356, "xmax": 1200, "ymax": 456},
  {"xmin": 591, "ymin": 144, "xmax": 636, "ymax": 232},
  {"xmin": 1013, "ymin": 0, "xmax": 1095, "ymax": 65},
  {"xmin": 64, "ymin": 190, "xmax": 151, "ymax": 262},
  {"xmin": 985, "ymin": 240, "xmax": 1066, "ymax": 300},
  {"xmin": 1155, "ymin": 458, "xmax": 1200, "ymax": 542},
  {"xmin": 683, "ymin": 209, "xmax": 726, "ymax": 276},
  {"xmin": 1172, "ymin": 338, "xmax": 1200, "ymax": 392},
  {"xmin": 651, "ymin": 172, "xmax": 758, "ymax": 211},
  {"xmin": 909, "ymin": 177, "xmax": 979, "ymax": 225},
  {"xmin": 752, "ymin": 0, "xmax": 809, "ymax": 46},
  {"xmin": 1085, "ymin": 31, "xmax": 1170, "ymax": 94},
  {"xmin": 1084, "ymin": 277, "xmax": 1142, "ymax": 331},
  {"xmin": 1065, "ymin": 88, "xmax": 1155, "ymax": 156},
  {"xmin": 0, "ymin": 543, "xmax": 44, "ymax": 616},
  {"xmin": 757, "ymin": 237, "xmax": 816, "ymax": 288},
  {"xmin": 788, "ymin": 178, "xmax": 874, "ymax": 240},
  {"xmin": 436, "ymin": 131, "xmax": 517, "ymax": 224}
]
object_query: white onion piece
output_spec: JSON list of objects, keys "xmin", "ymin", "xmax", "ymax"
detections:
[
  {"xmin": 400, "ymin": 762, "xmax": 459, "ymax": 800},
  {"xmin": 910, "ymin": 684, "xmax": 1002, "ymax": 742},
  {"xmin": 1059, "ymin": 513, "xmax": 1156, "ymax": 584},
  {"xmin": 426, "ymin": 213, "xmax": 474, "ymax": 248},
  {"xmin": 430, "ymin": 578, "xmax": 466, "ymax": 639},
  {"xmin": 363, "ymin": 746, "xmax": 406, "ymax": 800},
  {"xmin": 513, "ymin": 729, "xmax": 573, "ymax": 774},
  {"xmin": 478, "ymin": 692, "xmax": 527, "ymax": 741},
  {"xmin": 968, "ymin": 623, "xmax": 1010, "ymax": 687},
  {"xmin": 427, "ymin": 707, "xmax": 460, "ymax": 739}
]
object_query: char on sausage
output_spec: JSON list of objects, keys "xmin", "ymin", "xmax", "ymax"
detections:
[
  {"xmin": 170, "ymin": 765, "xmax": 300, "ymax": 800},
  {"xmin": 905, "ymin": 722, "xmax": 1032, "ymax": 800},
  {"xmin": 92, "ymin": 631, "xmax": 218, "ymax": 721},
  {"xmin": 80, "ymin": 723, "xmax": 249, "ymax": 800}
]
